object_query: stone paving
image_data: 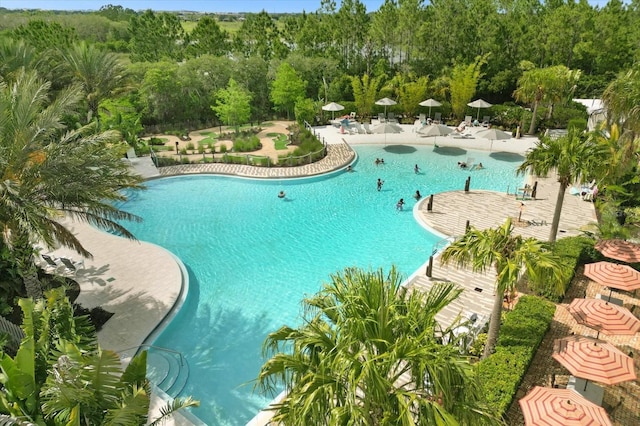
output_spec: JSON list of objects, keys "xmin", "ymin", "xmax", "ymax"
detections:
[{"xmin": 157, "ymin": 141, "xmax": 355, "ymax": 179}]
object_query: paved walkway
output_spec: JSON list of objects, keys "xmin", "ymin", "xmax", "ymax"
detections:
[{"xmin": 60, "ymin": 122, "xmax": 625, "ymax": 425}]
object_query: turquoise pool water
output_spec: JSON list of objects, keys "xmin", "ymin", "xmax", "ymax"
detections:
[{"xmin": 119, "ymin": 145, "xmax": 524, "ymax": 425}]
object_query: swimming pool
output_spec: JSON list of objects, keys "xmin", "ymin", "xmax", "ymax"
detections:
[{"xmin": 119, "ymin": 144, "xmax": 524, "ymax": 425}]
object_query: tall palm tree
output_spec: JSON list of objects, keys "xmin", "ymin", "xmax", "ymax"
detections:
[
  {"xmin": 0, "ymin": 69, "xmax": 143, "ymax": 298},
  {"xmin": 58, "ymin": 42, "xmax": 128, "ymax": 126},
  {"xmin": 440, "ymin": 218, "xmax": 566, "ymax": 359},
  {"xmin": 516, "ymin": 128, "xmax": 607, "ymax": 243},
  {"xmin": 256, "ymin": 267, "xmax": 501, "ymax": 425}
]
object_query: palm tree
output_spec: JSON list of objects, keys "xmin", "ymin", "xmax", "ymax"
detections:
[
  {"xmin": 440, "ymin": 218, "xmax": 566, "ymax": 359},
  {"xmin": 0, "ymin": 69, "xmax": 143, "ymax": 298},
  {"xmin": 256, "ymin": 267, "xmax": 501, "ymax": 425},
  {"xmin": 58, "ymin": 42, "xmax": 129, "ymax": 126},
  {"xmin": 516, "ymin": 128, "xmax": 607, "ymax": 243}
]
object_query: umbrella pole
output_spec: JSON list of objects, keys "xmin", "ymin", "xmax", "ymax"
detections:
[{"xmin": 583, "ymin": 379, "xmax": 589, "ymax": 392}]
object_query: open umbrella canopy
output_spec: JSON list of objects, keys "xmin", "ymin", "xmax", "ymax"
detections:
[
  {"xmin": 595, "ymin": 239, "xmax": 640, "ymax": 263},
  {"xmin": 418, "ymin": 124, "xmax": 453, "ymax": 137},
  {"xmin": 568, "ymin": 298, "xmax": 640, "ymax": 336},
  {"xmin": 322, "ymin": 102, "xmax": 344, "ymax": 111},
  {"xmin": 419, "ymin": 98, "xmax": 442, "ymax": 118},
  {"xmin": 375, "ymin": 97, "xmax": 397, "ymax": 118},
  {"xmin": 375, "ymin": 97, "xmax": 397, "ymax": 106},
  {"xmin": 322, "ymin": 102, "xmax": 345, "ymax": 120},
  {"xmin": 467, "ymin": 98, "xmax": 493, "ymax": 120},
  {"xmin": 476, "ymin": 128, "xmax": 511, "ymax": 141},
  {"xmin": 519, "ymin": 386, "xmax": 612, "ymax": 426},
  {"xmin": 553, "ymin": 336, "xmax": 637, "ymax": 385},
  {"xmin": 372, "ymin": 122, "xmax": 401, "ymax": 134},
  {"xmin": 584, "ymin": 261, "xmax": 640, "ymax": 292}
]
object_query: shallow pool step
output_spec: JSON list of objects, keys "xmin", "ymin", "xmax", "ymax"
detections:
[{"xmin": 146, "ymin": 349, "xmax": 190, "ymax": 397}]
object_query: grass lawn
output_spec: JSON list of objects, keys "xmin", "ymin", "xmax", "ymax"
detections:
[{"xmin": 273, "ymin": 134, "xmax": 289, "ymax": 150}]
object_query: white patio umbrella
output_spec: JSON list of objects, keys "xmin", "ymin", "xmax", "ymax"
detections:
[
  {"xmin": 373, "ymin": 121, "xmax": 401, "ymax": 145},
  {"xmin": 322, "ymin": 102, "xmax": 345, "ymax": 120},
  {"xmin": 417, "ymin": 123, "xmax": 453, "ymax": 145},
  {"xmin": 467, "ymin": 99, "xmax": 493, "ymax": 120},
  {"xmin": 477, "ymin": 128, "xmax": 511, "ymax": 151},
  {"xmin": 375, "ymin": 97, "xmax": 397, "ymax": 117},
  {"xmin": 419, "ymin": 98, "xmax": 442, "ymax": 118}
]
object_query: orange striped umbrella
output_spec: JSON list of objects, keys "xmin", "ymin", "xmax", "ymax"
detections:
[
  {"xmin": 519, "ymin": 386, "xmax": 612, "ymax": 426},
  {"xmin": 583, "ymin": 261, "xmax": 640, "ymax": 292},
  {"xmin": 568, "ymin": 298, "xmax": 640, "ymax": 337},
  {"xmin": 595, "ymin": 239, "xmax": 640, "ymax": 263},
  {"xmin": 553, "ymin": 336, "xmax": 636, "ymax": 386}
]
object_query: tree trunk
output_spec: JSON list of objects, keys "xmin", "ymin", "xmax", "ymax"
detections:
[
  {"xmin": 548, "ymin": 182, "xmax": 568, "ymax": 243},
  {"xmin": 23, "ymin": 269, "xmax": 44, "ymax": 300},
  {"xmin": 527, "ymin": 101, "xmax": 539, "ymax": 135},
  {"xmin": 482, "ymin": 288, "xmax": 504, "ymax": 359}
]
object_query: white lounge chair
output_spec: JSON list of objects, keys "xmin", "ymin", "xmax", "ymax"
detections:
[
  {"xmin": 433, "ymin": 112, "xmax": 442, "ymax": 124},
  {"xmin": 363, "ymin": 123, "xmax": 373, "ymax": 134},
  {"xmin": 464, "ymin": 116, "xmax": 472, "ymax": 127}
]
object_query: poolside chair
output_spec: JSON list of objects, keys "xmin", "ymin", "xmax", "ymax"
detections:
[
  {"xmin": 363, "ymin": 123, "xmax": 373, "ymax": 134},
  {"xmin": 354, "ymin": 122, "xmax": 365, "ymax": 134},
  {"xmin": 482, "ymin": 116, "xmax": 490, "ymax": 127},
  {"xmin": 350, "ymin": 111, "xmax": 357, "ymax": 119},
  {"xmin": 433, "ymin": 112, "xmax": 441, "ymax": 124},
  {"xmin": 378, "ymin": 112, "xmax": 386, "ymax": 123},
  {"xmin": 464, "ymin": 116, "xmax": 472, "ymax": 127},
  {"xmin": 59, "ymin": 257, "xmax": 85, "ymax": 276},
  {"xmin": 388, "ymin": 112, "xmax": 397, "ymax": 123},
  {"xmin": 125, "ymin": 147, "xmax": 139, "ymax": 164},
  {"xmin": 40, "ymin": 254, "xmax": 61, "ymax": 272},
  {"xmin": 418, "ymin": 113, "xmax": 426, "ymax": 123}
]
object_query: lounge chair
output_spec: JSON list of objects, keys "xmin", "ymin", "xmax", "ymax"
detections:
[
  {"xmin": 378, "ymin": 112, "xmax": 386, "ymax": 123},
  {"xmin": 350, "ymin": 111, "xmax": 356, "ymax": 119},
  {"xmin": 355, "ymin": 122, "xmax": 366, "ymax": 134},
  {"xmin": 388, "ymin": 112, "xmax": 397, "ymax": 123},
  {"xmin": 59, "ymin": 257, "xmax": 85, "ymax": 276},
  {"xmin": 418, "ymin": 113, "xmax": 426, "ymax": 123},
  {"xmin": 464, "ymin": 115, "xmax": 472, "ymax": 127},
  {"xmin": 433, "ymin": 112, "xmax": 441, "ymax": 124},
  {"xmin": 125, "ymin": 147, "xmax": 139, "ymax": 163},
  {"xmin": 482, "ymin": 116, "xmax": 490, "ymax": 127},
  {"xmin": 363, "ymin": 123, "xmax": 373, "ymax": 134},
  {"xmin": 41, "ymin": 254, "xmax": 60, "ymax": 271}
]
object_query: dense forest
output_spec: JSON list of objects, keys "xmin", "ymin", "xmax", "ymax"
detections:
[{"xmin": 0, "ymin": 0, "xmax": 638, "ymax": 134}]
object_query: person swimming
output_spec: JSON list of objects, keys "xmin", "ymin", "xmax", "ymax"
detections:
[
  {"xmin": 458, "ymin": 161, "xmax": 467, "ymax": 169},
  {"xmin": 414, "ymin": 190, "xmax": 422, "ymax": 200},
  {"xmin": 278, "ymin": 191, "xmax": 286, "ymax": 198},
  {"xmin": 414, "ymin": 164, "xmax": 420, "ymax": 174},
  {"xmin": 377, "ymin": 178, "xmax": 384, "ymax": 191},
  {"xmin": 346, "ymin": 165, "xmax": 353, "ymax": 172}
]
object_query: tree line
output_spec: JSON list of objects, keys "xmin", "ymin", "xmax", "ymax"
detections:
[{"xmin": 0, "ymin": 0, "xmax": 638, "ymax": 133}]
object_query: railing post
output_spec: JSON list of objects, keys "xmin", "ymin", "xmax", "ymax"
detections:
[
  {"xmin": 465, "ymin": 220, "xmax": 470, "ymax": 232},
  {"xmin": 464, "ymin": 176, "xmax": 471, "ymax": 192},
  {"xmin": 427, "ymin": 194, "xmax": 434, "ymax": 211},
  {"xmin": 426, "ymin": 255, "xmax": 433, "ymax": 277}
]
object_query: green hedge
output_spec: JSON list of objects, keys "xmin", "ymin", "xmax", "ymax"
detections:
[{"xmin": 477, "ymin": 295, "xmax": 556, "ymax": 417}]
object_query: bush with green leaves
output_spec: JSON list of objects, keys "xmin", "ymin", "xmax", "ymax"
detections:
[
  {"xmin": 0, "ymin": 288, "xmax": 199, "ymax": 425},
  {"xmin": 526, "ymin": 236, "xmax": 596, "ymax": 301},
  {"xmin": 476, "ymin": 295, "xmax": 555, "ymax": 417},
  {"xmin": 233, "ymin": 135, "xmax": 261, "ymax": 152}
]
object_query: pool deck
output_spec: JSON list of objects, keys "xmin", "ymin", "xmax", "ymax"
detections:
[{"xmin": 55, "ymin": 123, "xmax": 599, "ymax": 425}]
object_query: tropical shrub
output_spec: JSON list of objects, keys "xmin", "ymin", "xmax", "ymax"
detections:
[
  {"xmin": 477, "ymin": 295, "xmax": 555, "ymax": 416},
  {"xmin": 233, "ymin": 135, "xmax": 261, "ymax": 152}
]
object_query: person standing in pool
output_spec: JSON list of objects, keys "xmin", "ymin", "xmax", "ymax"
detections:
[
  {"xmin": 414, "ymin": 164, "xmax": 420, "ymax": 174},
  {"xmin": 377, "ymin": 178, "xmax": 384, "ymax": 191},
  {"xmin": 278, "ymin": 191, "xmax": 286, "ymax": 198},
  {"xmin": 396, "ymin": 198, "xmax": 405, "ymax": 211},
  {"xmin": 414, "ymin": 190, "xmax": 422, "ymax": 200}
]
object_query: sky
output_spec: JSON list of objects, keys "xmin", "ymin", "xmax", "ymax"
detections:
[{"xmin": 0, "ymin": 0, "xmax": 615, "ymax": 14}]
